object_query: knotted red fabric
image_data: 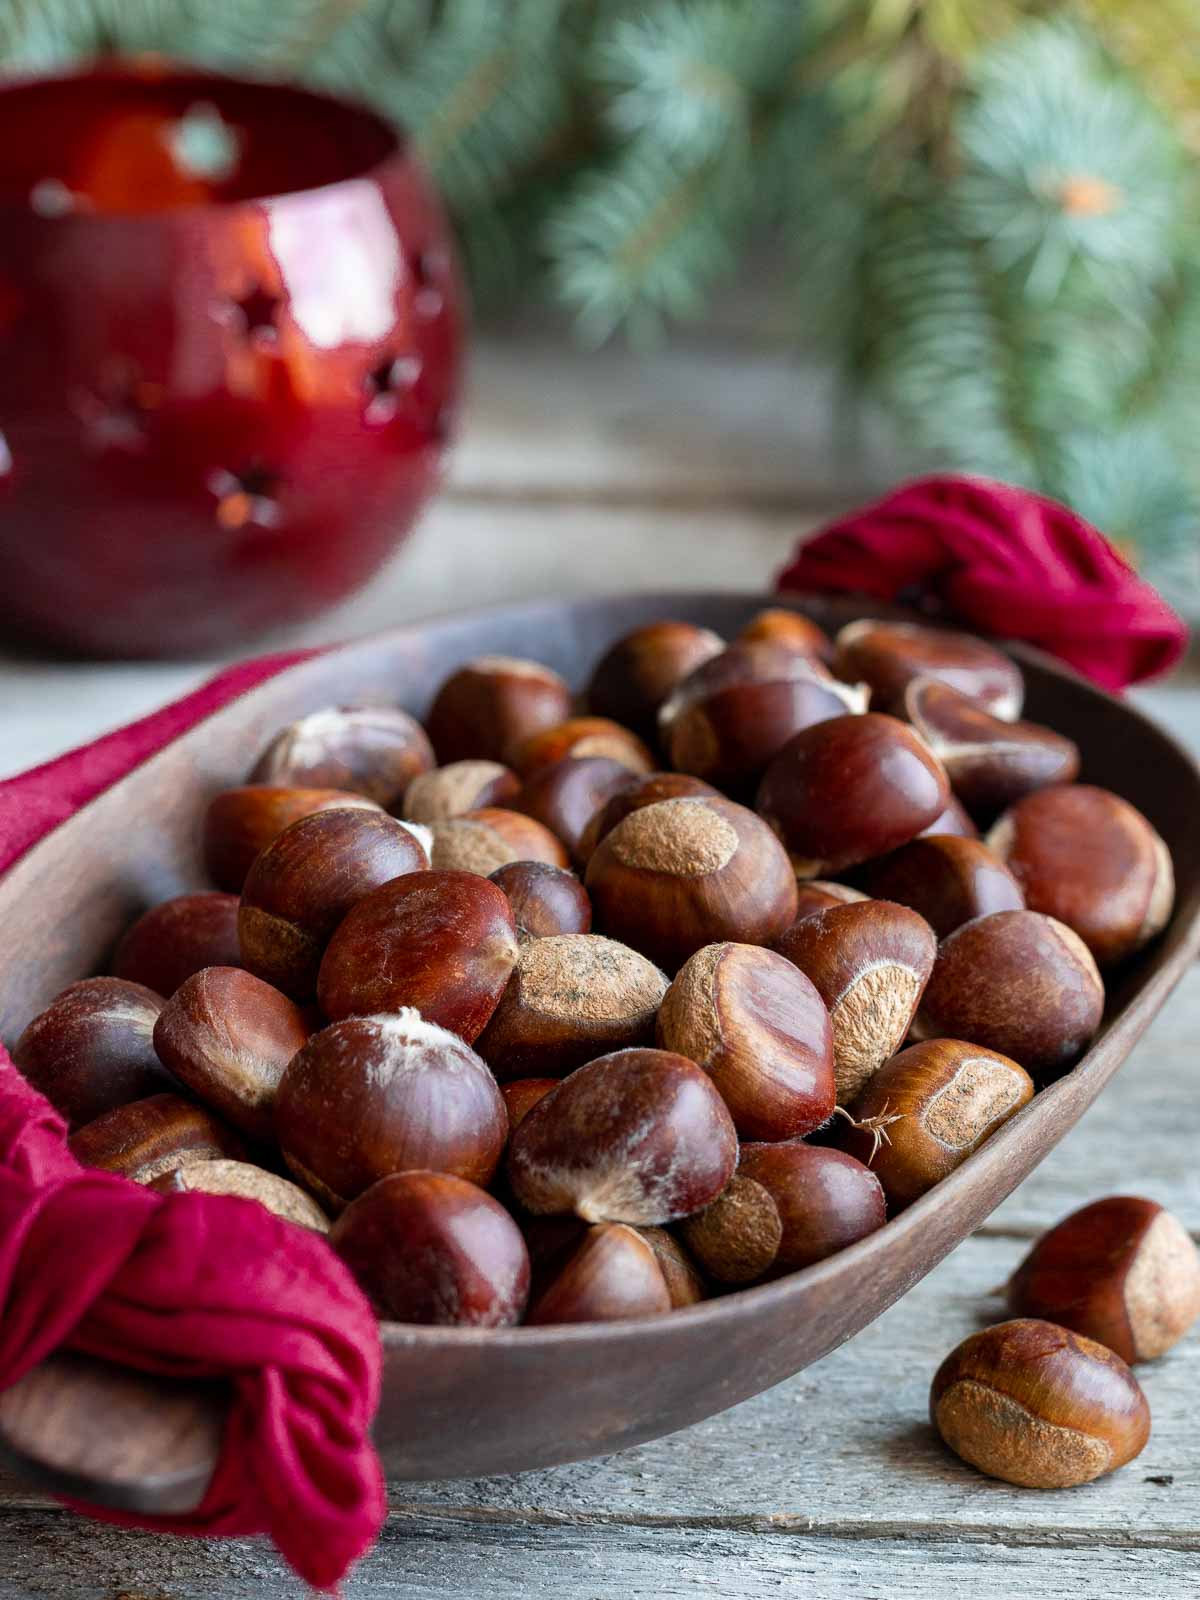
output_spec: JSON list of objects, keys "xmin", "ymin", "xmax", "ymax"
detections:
[
  {"xmin": 776, "ymin": 474, "xmax": 1188, "ymax": 691},
  {"xmin": 0, "ymin": 646, "xmax": 386, "ymax": 1591}
]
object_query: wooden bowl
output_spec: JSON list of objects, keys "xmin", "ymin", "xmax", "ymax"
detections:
[{"xmin": 1, "ymin": 592, "xmax": 1198, "ymax": 1501}]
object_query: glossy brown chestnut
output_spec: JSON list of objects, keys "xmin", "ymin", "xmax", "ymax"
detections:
[
  {"xmin": 275, "ymin": 1012, "xmax": 508, "ymax": 1209},
  {"xmin": 69, "ymin": 1092, "xmax": 248, "ymax": 1182},
  {"xmin": 842, "ymin": 1039, "xmax": 1034, "ymax": 1209},
  {"xmin": 636, "ymin": 1226, "xmax": 708, "ymax": 1307},
  {"xmin": 586, "ymin": 619, "xmax": 725, "ymax": 741},
  {"xmin": 152, "ymin": 1160, "xmax": 331, "ymax": 1231},
  {"xmin": 1008, "ymin": 1196, "xmax": 1200, "ymax": 1363},
  {"xmin": 757, "ymin": 714, "xmax": 951, "ymax": 877},
  {"xmin": 239, "ymin": 807, "xmax": 427, "ymax": 999},
  {"xmin": 516, "ymin": 756, "xmax": 639, "ymax": 863},
  {"xmin": 317, "ymin": 871, "xmax": 519, "ymax": 1041},
  {"xmin": 576, "ymin": 771, "xmax": 720, "ymax": 864},
  {"xmin": 987, "ymin": 784, "xmax": 1175, "ymax": 967},
  {"xmin": 913, "ymin": 909, "xmax": 1105, "ymax": 1077},
  {"xmin": 903, "ymin": 677, "xmax": 1080, "ymax": 818},
  {"xmin": 736, "ymin": 607, "xmax": 831, "ymax": 659},
  {"xmin": 919, "ymin": 793, "xmax": 979, "ymax": 839},
  {"xmin": 656, "ymin": 942, "xmax": 834, "ymax": 1140},
  {"xmin": 526, "ymin": 1223, "xmax": 672, "ymax": 1325},
  {"xmin": 680, "ymin": 1143, "xmax": 886, "ymax": 1284},
  {"xmin": 510, "ymin": 717, "xmax": 656, "ymax": 781},
  {"xmin": 507, "ymin": 1047, "xmax": 738, "ymax": 1226},
  {"xmin": 585, "ymin": 795, "xmax": 798, "ymax": 971},
  {"xmin": 330, "ymin": 1170, "xmax": 530, "ymax": 1326},
  {"xmin": 658, "ymin": 642, "xmax": 865, "ymax": 789},
  {"xmin": 853, "ymin": 835, "xmax": 1024, "ymax": 938},
  {"xmin": 12, "ymin": 977, "xmax": 172, "ymax": 1130},
  {"xmin": 427, "ymin": 808, "xmax": 570, "ymax": 874},
  {"xmin": 152, "ymin": 967, "xmax": 310, "ymax": 1142},
  {"xmin": 202, "ymin": 785, "xmax": 383, "ymax": 893},
  {"xmin": 488, "ymin": 861, "xmax": 592, "ymax": 939},
  {"xmin": 930, "ymin": 1319, "xmax": 1151, "ymax": 1487},
  {"xmin": 775, "ymin": 901, "xmax": 937, "ymax": 1103},
  {"xmin": 788, "ymin": 880, "xmax": 868, "ymax": 924},
  {"xmin": 476, "ymin": 934, "xmax": 667, "ymax": 1079},
  {"xmin": 110, "ymin": 891, "xmax": 241, "ymax": 998},
  {"xmin": 426, "ymin": 655, "xmax": 572, "ymax": 765},
  {"xmin": 402, "ymin": 760, "xmax": 522, "ymax": 823},
  {"xmin": 249, "ymin": 705, "xmax": 435, "ymax": 810},
  {"xmin": 500, "ymin": 1077, "xmax": 560, "ymax": 1129},
  {"xmin": 834, "ymin": 619, "xmax": 1024, "ymax": 719}
]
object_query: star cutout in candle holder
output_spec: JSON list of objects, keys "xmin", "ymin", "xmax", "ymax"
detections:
[
  {"xmin": 208, "ymin": 463, "xmax": 283, "ymax": 529},
  {"xmin": 222, "ymin": 284, "xmax": 283, "ymax": 343},
  {"xmin": 364, "ymin": 353, "xmax": 421, "ymax": 424},
  {"xmin": 75, "ymin": 366, "xmax": 164, "ymax": 453}
]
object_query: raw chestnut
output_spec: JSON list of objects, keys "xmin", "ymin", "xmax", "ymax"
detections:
[
  {"xmin": 853, "ymin": 835, "xmax": 1024, "ymax": 938},
  {"xmin": 500, "ymin": 1077, "xmax": 559, "ymax": 1129},
  {"xmin": 576, "ymin": 771, "xmax": 720, "ymax": 864},
  {"xmin": 110, "ymin": 892, "xmax": 242, "ymax": 998},
  {"xmin": 152, "ymin": 1160, "xmax": 330, "ymax": 1230},
  {"xmin": 203, "ymin": 785, "xmax": 382, "ymax": 893},
  {"xmin": 931, "ymin": 1319, "xmax": 1150, "ymax": 1488},
  {"xmin": 249, "ymin": 705, "xmax": 434, "ymax": 809},
  {"xmin": 789, "ymin": 880, "xmax": 868, "ymax": 924},
  {"xmin": 757, "ymin": 714, "xmax": 950, "ymax": 877},
  {"xmin": 585, "ymin": 795, "xmax": 798, "ymax": 971},
  {"xmin": 238, "ymin": 808, "xmax": 427, "ymax": 999},
  {"xmin": 913, "ymin": 909, "xmax": 1104, "ymax": 1077},
  {"xmin": 316, "ymin": 870, "xmax": 519, "ymax": 1042},
  {"xmin": 330, "ymin": 1170, "xmax": 530, "ymax": 1326},
  {"xmin": 737, "ymin": 607, "xmax": 831, "ymax": 659},
  {"xmin": 681, "ymin": 1143, "xmax": 885, "ymax": 1284},
  {"xmin": 69, "ymin": 1092, "xmax": 248, "ymax": 1181},
  {"xmin": 516, "ymin": 756, "xmax": 638, "ymax": 863},
  {"xmin": 1008, "ymin": 1196, "xmax": 1200, "ymax": 1363},
  {"xmin": 834, "ymin": 618, "xmax": 1024, "ymax": 719},
  {"xmin": 507, "ymin": 1047, "xmax": 738, "ymax": 1226},
  {"xmin": 586, "ymin": 619, "xmax": 725, "ymax": 741},
  {"xmin": 841, "ymin": 1038, "xmax": 1033, "ymax": 1209},
  {"xmin": 775, "ymin": 901, "xmax": 937, "ymax": 1103},
  {"xmin": 152, "ymin": 967, "xmax": 310, "ymax": 1142},
  {"xmin": 13, "ymin": 977, "xmax": 172, "ymax": 1130},
  {"xmin": 427, "ymin": 807, "xmax": 568, "ymax": 874},
  {"xmin": 426, "ymin": 655, "xmax": 572, "ymax": 765},
  {"xmin": 919, "ymin": 793, "xmax": 979, "ymax": 840},
  {"xmin": 402, "ymin": 760, "xmax": 521, "ymax": 823},
  {"xmin": 637, "ymin": 1226, "xmax": 707, "ymax": 1307},
  {"xmin": 656, "ymin": 942, "xmax": 834, "ymax": 1140},
  {"xmin": 488, "ymin": 861, "xmax": 592, "ymax": 938},
  {"xmin": 510, "ymin": 717, "xmax": 655, "ymax": 780},
  {"xmin": 987, "ymin": 784, "xmax": 1174, "ymax": 967},
  {"xmin": 476, "ymin": 934, "xmax": 667, "ymax": 1079},
  {"xmin": 275, "ymin": 1011, "xmax": 508, "ymax": 1209},
  {"xmin": 526, "ymin": 1223, "xmax": 672, "ymax": 1325}
]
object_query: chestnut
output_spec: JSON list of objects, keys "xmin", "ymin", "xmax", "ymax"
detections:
[
  {"xmin": 330, "ymin": 1170, "xmax": 530, "ymax": 1326},
  {"xmin": 500, "ymin": 1077, "xmax": 559, "ymax": 1129},
  {"xmin": 476, "ymin": 934, "xmax": 667, "ymax": 1079},
  {"xmin": 69, "ymin": 1092, "xmax": 248, "ymax": 1181},
  {"xmin": 656, "ymin": 942, "xmax": 834, "ymax": 1140},
  {"xmin": 152, "ymin": 967, "xmax": 310, "ymax": 1142},
  {"xmin": 757, "ymin": 714, "xmax": 950, "ymax": 877},
  {"xmin": 526, "ymin": 1223, "xmax": 672, "ymax": 1325},
  {"xmin": 576, "ymin": 771, "xmax": 719, "ymax": 864},
  {"xmin": 636, "ymin": 1226, "xmax": 707, "ymax": 1307},
  {"xmin": 13, "ymin": 977, "xmax": 172, "ymax": 1130},
  {"xmin": 110, "ymin": 892, "xmax": 242, "ymax": 998},
  {"xmin": 903, "ymin": 677, "xmax": 1080, "ymax": 818},
  {"xmin": 680, "ymin": 1143, "xmax": 885, "ymax": 1284},
  {"xmin": 488, "ymin": 861, "xmax": 592, "ymax": 938},
  {"xmin": 586, "ymin": 619, "xmax": 725, "ymax": 741},
  {"xmin": 203, "ymin": 784, "xmax": 382, "ymax": 893},
  {"xmin": 249, "ymin": 705, "xmax": 434, "ymax": 810},
  {"xmin": 1008, "ymin": 1196, "xmax": 1200, "ymax": 1363},
  {"xmin": 427, "ymin": 807, "xmax": 569, "ymax": 874},
  {"xmin": 931, "ymin": 1319, "xmax": 1151, "ymax": 1487},
  {"xmin": 841, "ymin": 1039, "xmax": 1033, "ymax": 1208},
  {"xmin": 510, "ymin": 717, "xmax": 655, "ymax": 780},
  {"xmin": 789, "ymin": 880, "xmax": 868, "ymax": 924},
  {"xmin": 402, "ymin": 760, "xmax": 521, "ymax": 823},
  {"xmin": 987, "ymin": 784, "xmax": 1174, "ymax": 967},
  {"xmin": 238, "ymin": 808, "xmax": 428, "ymax": 999},
  {"xmin": 317, "ymin": 870, "xmax": 519, "ymax": 1042},
  {"xmin": 658, "ymin": 642, "xmax": 865, "ymax": 789},
  {"xmin": 834, "ymin": 618, "xmax": 1024, "ymax": 719},
  {"xmin": 507, "ymin": 1047, "xmax": 737, "ymax": 1225},
  {"xmin": 585, "ymin": 795, "xmax": 798, "ymax": 971},
  {"xmin": 775, "ymin": 901, "xmax": 937, "ymax": 1103},
  {"xmin": 919, "ymin": 793, "xmax": 979, "ymax": 840},
  {"xmin": 275, "ymin": 1011, "xmax": 508, "ymax": 1208},
  {"xmin": 426, "ymin": 655, "xmax": 572, "ymax": 765},
  {"xmin": 853, "ymin": 835, "xmax": 1024, "ymax": 938},
  {"xmin": 913, "ymin": 909, "xmax": 1104, "ymax": 1077},
  {"xmin": 516, "ymin": 756, "xmax": 638, "ymax": 863},
  {"xmin": 736, "ymin": 607, "xmax": 831, "ymax": 659},
  {"xmin": 152, "ymin": 1160, "xmax": 331, "ymax": 1231}
]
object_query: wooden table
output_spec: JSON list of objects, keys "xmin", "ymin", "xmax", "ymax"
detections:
[{"xmin": 1, "ymin": 328, "xmax": 1197, "ymax": 1597}]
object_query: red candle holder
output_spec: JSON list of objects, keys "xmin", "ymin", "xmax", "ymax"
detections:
[{"xmin": 0, "ymin": 64, "xmax": 464, "ymax": 656}]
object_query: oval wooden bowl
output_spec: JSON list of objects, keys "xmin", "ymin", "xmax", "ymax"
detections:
[{"xmin": 1, "ymin": 592, "xmax": 1199, "ymax": 1504}]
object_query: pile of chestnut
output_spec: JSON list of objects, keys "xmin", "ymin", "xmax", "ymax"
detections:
[{"xmin": 11, "ymin": 609, "xmax": 1176, "ymax": 1333}]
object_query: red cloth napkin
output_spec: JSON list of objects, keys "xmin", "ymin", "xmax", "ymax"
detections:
[
  {"xmin": 0, "ymin": 647, "xmax": 385, "ymax": 1592},
  {"xmin": 776, "ymin": 474, "xmax": 1188, "ymax": 691}
]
